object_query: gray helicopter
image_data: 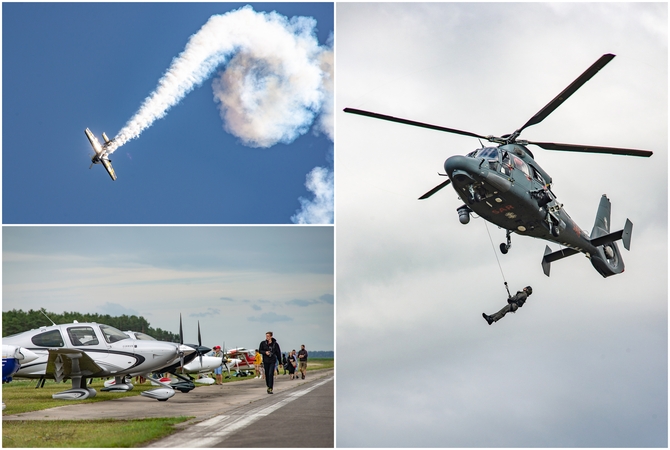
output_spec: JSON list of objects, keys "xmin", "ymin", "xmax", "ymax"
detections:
[{"xmin": 345, "ymin": 54, "xmax": 653, "ymax": 277}]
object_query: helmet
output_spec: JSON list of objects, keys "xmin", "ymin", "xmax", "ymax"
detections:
[{"xmin": 524, "ymin": 286, "xmax": 533, "ymax": 295}]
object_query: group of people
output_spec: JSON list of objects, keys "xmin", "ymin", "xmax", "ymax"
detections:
[{"xmin": 257, "ymin": 331, "xmax": 308, "ymax": 394}]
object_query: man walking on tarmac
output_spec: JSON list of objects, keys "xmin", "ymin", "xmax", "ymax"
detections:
[
  {"xmin": 258, "ymin": 331, "xmax": 282, "ymax": 394},
  {"xmin": 483, "ymin": 286, "xmax": 533, "ymax": 325},
  {"xmin": 297, "ymin": 344, "xmax": 308, "ymax": 380}
]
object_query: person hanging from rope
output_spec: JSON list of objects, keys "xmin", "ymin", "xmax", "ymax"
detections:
[{"xmin": 482, "ymin": 285, "xmax": 533, "ymax": 325}]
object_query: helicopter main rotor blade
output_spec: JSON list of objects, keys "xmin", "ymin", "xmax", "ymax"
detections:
[
  {"xmin": 528, "ymin": 140, "xmax": 653, "ymax": 158},
  {"xmin": 516, "ymin": 53, "xmax": 616, "ymax": 135},
  {"xmin": 344, "ymin": 108, "xmax": 489, "ymax": 140},
  {"xmin": 418, "ymin": 178, "xmax": 452, "ymax": 200}
]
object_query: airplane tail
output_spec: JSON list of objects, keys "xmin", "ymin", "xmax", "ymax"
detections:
[{"xmin": 541, "ymin": 195, "xmax": 631, "ymax": 277}]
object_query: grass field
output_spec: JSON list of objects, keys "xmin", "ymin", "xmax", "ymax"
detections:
[
  {"xmin": 2, "ymin": 358, "xmax": 333, "ymax": 447},
  {"xmin": 2, "ymin": 417, "xmax": 191, "ymax": 447}
]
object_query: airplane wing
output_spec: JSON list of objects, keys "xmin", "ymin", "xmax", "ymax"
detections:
[
  {"xmin": 101, "ymin": 158, "xmax": 117, "ymax": 181},
  {"xmin": 45, "ymin": 348, "xmax": 105, "ymax": 383},
  {"xmin": 85, "ymin": 128, "xmax": 103, "ymax": 154}
]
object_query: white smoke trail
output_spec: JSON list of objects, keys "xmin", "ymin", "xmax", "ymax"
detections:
[
  {"xmin": 108, "ymin": 5, "xmax": 332, "ymax": 151},
  {"xmin": 106, "ymin": 5, "xmax": 333, "ymax": 224}
]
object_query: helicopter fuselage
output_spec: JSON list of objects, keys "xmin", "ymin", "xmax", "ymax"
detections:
[{"xmin": 445, "ymin": 144, "xmax": 599, "ymax": 257}]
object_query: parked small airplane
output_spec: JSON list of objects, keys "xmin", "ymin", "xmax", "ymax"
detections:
[
  {"xmin": 124, "ymin": 324, "xmax": 218, "ymax": 391},
  {"xmin": 4, "ymin": 321, "xmax": 195, "ymax": 401},
  {"xmin": 85, "ymin": 128, "xmax": 117, "ymax": 181},
  {"xmin": 226, "ymin": 347, "xmax": 257, "ymax": 376}
]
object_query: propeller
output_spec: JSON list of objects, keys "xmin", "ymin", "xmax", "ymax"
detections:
[
  {"xmin": 344, "ymin": 54, "xmax": 653, "ymax": 158},
  {"xmin": 178, "ymin": 314, "xmax": 185, "ymax": 370},
  {"xmin": 197, "ymin": 321, "xmax": 203, "ymax": 367}
]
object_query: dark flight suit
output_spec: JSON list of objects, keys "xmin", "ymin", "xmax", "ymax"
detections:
[{"xmin": 487, "ymin": 290, "xmax": 529, "ymax": 323}]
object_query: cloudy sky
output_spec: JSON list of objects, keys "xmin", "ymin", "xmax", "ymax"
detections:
[
  {"xmin": 336, "ymin": 3, "xmax": 666, "ymax": 447},
  {"xmin": 3, "ymin": 226, "xmax": 333, "ymax": 352}
]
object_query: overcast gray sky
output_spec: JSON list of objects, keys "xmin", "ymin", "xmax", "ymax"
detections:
[
  {"xmin": 3, "ymin": 226, "xmax": 333, "ymax": 352},
  {"xmin": 336, "ymin": 3, "xmax": 666, "ymax": 447}
]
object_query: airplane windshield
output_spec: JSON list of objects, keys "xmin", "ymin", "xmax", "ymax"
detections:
[{"xmin": 100, "ymin": 324, "xmax": 130, "ymax": 344}]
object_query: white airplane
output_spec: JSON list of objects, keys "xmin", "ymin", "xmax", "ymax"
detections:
[
  {"xmin": 4, "ymin": 321, "xmax": 195, "ymax": 401},
  {"xmin": 85, "ymin": 128, "xmax": 117, "ymax": 181},
  {"xmin": 2, "ymin": 345, "xmax": 40, "ymax": 410},
  {"xmin": 2, "ymin": 344, "xmax": 39, "ymax": 383},
  {"xmin": 123, "ymin": 320, "xmax": 222, "ymax": 389},
  {"xmin": 124, "ymin": 329, "xmax": 241, "ymax": 378}
]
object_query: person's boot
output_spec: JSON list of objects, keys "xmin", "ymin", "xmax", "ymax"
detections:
[{"xmin": 482, "ymin": 313, "xmax": 494, "ymax": 325}]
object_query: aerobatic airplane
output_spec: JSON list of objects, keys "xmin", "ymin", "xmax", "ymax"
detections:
[
  {"xmin": 85, "ymin": 128, "xmax": 117, "ymax": 180},
  {"xmin": 4, "ymin": 321, "xmax": 195, "ymax": 401}
]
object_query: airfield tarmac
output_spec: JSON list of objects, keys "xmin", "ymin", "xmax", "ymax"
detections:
[{"xmin": 3, "ymin": 368, "xmax": 334, "ymax": 447}]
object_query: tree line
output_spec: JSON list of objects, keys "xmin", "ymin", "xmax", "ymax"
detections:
[{"xmin": 2, "ymin": 309, "xmax": 180, "ymax": 342}]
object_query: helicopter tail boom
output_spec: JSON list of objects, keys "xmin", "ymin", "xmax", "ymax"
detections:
[{"xmin": 542, "ymin": 196, "xmax": 632, "ymax": 277}]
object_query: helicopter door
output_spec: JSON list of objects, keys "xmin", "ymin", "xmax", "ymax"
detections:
[{"xmin": 501, "ymin": 152, "xmax": 512, "ymax": 176}]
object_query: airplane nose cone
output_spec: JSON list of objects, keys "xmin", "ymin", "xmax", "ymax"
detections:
[{"xmin": 178, "ymin": 344, "xmax": 196, "ymax": 356}]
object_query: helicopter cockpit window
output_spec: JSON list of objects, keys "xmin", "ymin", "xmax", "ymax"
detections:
[
  {"xmin": 471, "ymin": 147, "xmax": 500, "ymax": 171},
  {"xmin": 100, "ymin": 324, "xmax": 130, "ymax": 344},
  {"xmin": 476, "ymin": 147, "xmax": 500, "ymax": 160},
  {"xmin": 31, "ymin": 329, "xmax": 64, "ymax": 347},
  {"xmin": 511, "ymin": 155, "xmax": 531, "ymax": 178},
  {"xmin": 67, "ymin": 327, "xmax": 99, "ymax": 346}
]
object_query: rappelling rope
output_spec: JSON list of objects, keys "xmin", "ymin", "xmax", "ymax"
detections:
[{"xmin": 484, "ymin": 221, "xmax": 512, "ymax": 298}]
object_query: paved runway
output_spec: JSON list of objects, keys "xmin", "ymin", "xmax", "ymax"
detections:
[
  {"xmin": 151, "ymin": 375, "xmax": 334, "ymax": 448},
  {"xmin": 3, "ymin": 369, "xmax": 334, "ymax": 448}
]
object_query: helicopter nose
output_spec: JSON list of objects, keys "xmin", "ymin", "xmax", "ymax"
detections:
[{"xmin": 444, "ymin": 155, "xmax": 478, "ymax": 182}]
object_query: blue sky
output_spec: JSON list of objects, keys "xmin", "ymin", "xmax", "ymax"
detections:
[
  {"xmin": 2, "ymin": 3, "xmax": 333, "ymax": 224},
  {"xmin": 3, "ymin": 226, "xmax": 334, "ymax": 351}
]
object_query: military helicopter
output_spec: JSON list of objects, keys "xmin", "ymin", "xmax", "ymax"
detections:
[{"xmin": 344, "ymin": 54, "xmax": 653, "ymax": 277}]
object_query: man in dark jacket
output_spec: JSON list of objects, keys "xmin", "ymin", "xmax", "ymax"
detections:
[
  {"xmin": 297, "ymin": 344, "xmax": 308, "ymax": 380},
  {"xmin": 258, "ymin": 331, "xmax": 282, "ymax": 394},
  {"xmin": 483, "ymin": 286, "xmax": 533, "ymax": 325}
]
